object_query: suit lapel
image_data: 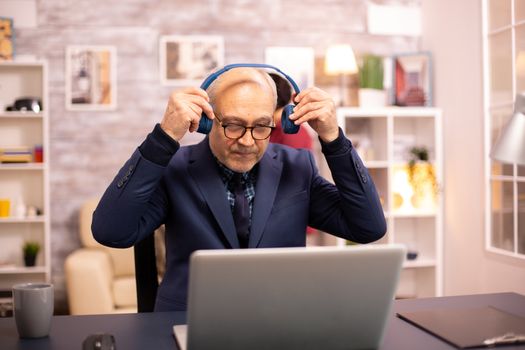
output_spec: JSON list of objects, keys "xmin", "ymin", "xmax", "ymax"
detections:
[
  {"xmin": 250, "ymin": 147, "xmax": 282, "ymax": 247},
  {"xmin": 188, "ymin": 139, "xmax": 239, "ymax": 249}
]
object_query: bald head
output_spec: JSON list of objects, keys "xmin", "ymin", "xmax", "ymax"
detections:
[
  {"xmin": 207, "ymin": 67, "xmax": 278, "ymax": 173},
  {"xmin": 207, "ymin": 68, "xmax": 277, "ymax": 111}
]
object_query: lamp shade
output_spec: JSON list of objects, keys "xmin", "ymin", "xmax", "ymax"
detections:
[
  {"xmin": 490, "ymin": 93, "xmax": 525, "ymax": 165},
  {"xmin": 324, "ymin": 44, "xmax": 358, "ymax": 75}
]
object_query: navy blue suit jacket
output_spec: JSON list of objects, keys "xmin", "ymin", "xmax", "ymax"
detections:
[{"xmin": 92, "ymin": 131, "xmax": 386, "ymax": 311}]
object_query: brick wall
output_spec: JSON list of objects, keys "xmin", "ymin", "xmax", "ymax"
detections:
[{"xmin": 13, "ymin": 0, "xmax": 420, "ymax": 313}]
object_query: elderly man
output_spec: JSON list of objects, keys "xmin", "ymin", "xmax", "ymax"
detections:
[{"xmin": 92, "ymin": 66, "xmax": 386, "ymax": 312}]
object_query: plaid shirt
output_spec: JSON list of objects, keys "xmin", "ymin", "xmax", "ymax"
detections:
[{"xmin": 216, "ymin": 160, "xmax": 257, "ymax": 223}]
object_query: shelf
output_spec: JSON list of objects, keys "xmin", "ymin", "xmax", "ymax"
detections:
[
  {"xmin": 393, "ymin": 160, "xmax": 437, "ymax": 167},
  {"xmin": 392, "ymin": 210, "xmax": 436, "ymax": 218},
  {"xmin": 0, "ymin": 112, "xmax": 43, "ymax": 119},
  {"xmin": 403, "ymin": 259, "xmax": 436, "ymax": 268},
  {"xmin": 0, "ymin": 60, "xmax": 46, "ymax": 68},
  {"xmin": 337, "ymin": 106, "xmax": 443, "ymax": 298},
  {"xmin": 0, "ymin": 216, "xmax": 46, "ymax": 223},
  {"xmin": 0, "ymin": 60, "xmax": 50, "ymax": 291},
  {"xmin": 363, "ymin": 160, "xmax": 389, "ymax": 168},
  {"xmin": 0, "ymin": 163, "xmax": 45, "ymax": 170},
  {"xmin": 0, "ymin": 266, "xmax": 46, "ymax": 274},
  {"xmin": 338, "ymin": 106, "xmax": 441, "ymax": 117}
]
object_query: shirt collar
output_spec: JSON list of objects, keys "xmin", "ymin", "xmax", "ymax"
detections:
[{"xmin": 215, "ymin": 158, "xmax": 257, "ymax": 185}]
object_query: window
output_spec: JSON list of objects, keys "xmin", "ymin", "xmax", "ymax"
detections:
[{"xmin": 483, "ymin": 0, "xmax": 525, "ymax": 258}]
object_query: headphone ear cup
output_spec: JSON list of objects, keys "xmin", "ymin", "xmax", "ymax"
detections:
[
  {"xmin": 281, "ymin": 104, "xmax": 299, "ymax": 134},
  {"xmin": 197, "ymin": 113, "xmax": 213, "ymax": 134}
]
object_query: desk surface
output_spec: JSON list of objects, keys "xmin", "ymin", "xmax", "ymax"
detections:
[{"xmin": 1, "ymin": 292, "xmax": 524, "ymax": 349}]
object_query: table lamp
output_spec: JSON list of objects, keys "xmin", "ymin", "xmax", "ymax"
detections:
[
  {"xmin": 490, "ymin": 93, "xmax": 525, "ymax": 165},
  {"xmin": 325, "ymin": 44, "xmax": 358, "ymax": 105}
]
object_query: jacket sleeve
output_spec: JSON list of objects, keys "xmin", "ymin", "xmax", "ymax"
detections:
[
  {"xmin": 308, "ymin": 129, "xmax": 387, "ymax": 243},
  {"xmin": 91, "ymin": 125, "xmax": 178, "ymax": 248}
]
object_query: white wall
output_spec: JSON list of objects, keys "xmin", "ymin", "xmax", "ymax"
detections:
[{"xmin": 421, "ymin": 0, "xmax": 525, "ymax": 295}]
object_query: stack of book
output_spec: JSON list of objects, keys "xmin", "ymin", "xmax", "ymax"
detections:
[{"xmin": 0, "ymin": 147, "xmax": 33, "ymax": 163}]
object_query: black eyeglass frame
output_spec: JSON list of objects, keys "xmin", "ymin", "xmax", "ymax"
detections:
[{"xmin": 214, "ymin": 114, "xmax": 276, "ymax": 140}]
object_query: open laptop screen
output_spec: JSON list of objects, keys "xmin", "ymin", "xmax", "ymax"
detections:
[{"xmin": 176, "ymin": 244, "xmax": 405, "ymax": 350}]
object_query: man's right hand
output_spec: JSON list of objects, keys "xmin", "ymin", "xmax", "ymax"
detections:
[{"xmin": 160, "ymin": 87, "xmax": 215, "ymax": 142}]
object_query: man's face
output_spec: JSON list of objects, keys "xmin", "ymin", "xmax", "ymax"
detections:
[{"xmin": 209, "ymin": 82, "xmax": 275, "ymax": 173}]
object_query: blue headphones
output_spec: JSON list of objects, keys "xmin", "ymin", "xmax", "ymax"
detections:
[{"xmin": 197, "ymin": 63, "xmax": 301, "ymax": 135}]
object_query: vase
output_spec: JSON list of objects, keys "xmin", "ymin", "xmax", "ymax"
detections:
[
  {"xmin": 409, "ymin": 163, "xmax": 436, "ymax": 210},
  {"xmin": 358, "ymin": 88, "xmax": 387, "ymax": 107},
  {"xmin": 24, "ymin": 254, "xmax": 36, "ymax": 267}
]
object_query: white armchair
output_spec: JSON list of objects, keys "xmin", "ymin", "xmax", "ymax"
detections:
[{"xmin": 65, "ymin": 198, "xmax": 137, "ymax": 315}]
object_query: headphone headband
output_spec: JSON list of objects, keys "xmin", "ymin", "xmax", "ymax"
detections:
[
  {"xmin": 197, "ymin": 63, "xmax": 301, "ymax": 135},
  {"xmin": 200, "ymin": 63, "xmax": 301, "ymax": 94}
]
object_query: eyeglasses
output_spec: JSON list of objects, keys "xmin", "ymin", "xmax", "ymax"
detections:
[{"xmin": 215, "ymin": 114, "xmax": 275, "ymax": 140}]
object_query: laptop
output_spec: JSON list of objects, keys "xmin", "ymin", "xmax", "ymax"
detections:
[{"xmin": 173, "ymin": 244, "xmax": 405, "ymax": 350}]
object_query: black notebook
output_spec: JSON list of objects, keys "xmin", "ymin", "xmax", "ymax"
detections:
[{"xmin": 397, "ymin": 306, "xmax": 525, "ymax": 348}]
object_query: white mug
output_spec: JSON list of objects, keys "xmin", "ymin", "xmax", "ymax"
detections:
[{"xmin": 12, "ymin": 283, "xmax": 54, "ymax": 338}]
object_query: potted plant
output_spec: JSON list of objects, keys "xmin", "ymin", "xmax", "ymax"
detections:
[
  {"xmin": 358, "ymin": 54, "xmax": 386, "ymax": 107},
  {"xmin": 22, "ymin": 241, "xmax": 40, "ymax": 267},
  {"xmin": 407, "ymin": 146, "xmax": 438, "ymax": 209}
]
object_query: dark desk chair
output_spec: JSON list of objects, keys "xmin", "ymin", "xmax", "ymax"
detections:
[{"xmin": 134, "ymin": 227, "xmax": 165, "ymax": 313}]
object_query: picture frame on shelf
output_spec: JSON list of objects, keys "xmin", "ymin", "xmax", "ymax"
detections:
[
  {"xmin": 159, "ymin": 35, "xmax": 224, "ymax": 86},
  {"xmin": 265, "ymin": 47, "xmax": 315, "ymax": 90},
  {"xmin": 0, "ymin": 17, "xmax": 14, "ymax": 61},
  {"xmin": 65, "ymin": 45, "xmax": 117, "ymax": 111},
  {"xmin": 393, "ymin": 52, "xmax": 432, "ymax": 107}
]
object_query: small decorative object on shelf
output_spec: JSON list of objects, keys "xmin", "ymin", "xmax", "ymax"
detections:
[
  {"xmin": 358, "ymin": 54, "xmax": 386, "ymax": 107},
  {"xmin": 5, "ymin": 97, "xmax": 42, "ymax": 113},
  {"xmin": 406, "ymin": 250, "xmax": 419, "ymax": 260},
  {"xmin": 0, "ymin": 17, "xmax": 14, "ymax": 61},
  {"xmin": 26, "ymin": 205, "xmax": 41, "ymax": 217},
  {"xmin": 0, "ymin": 198, "xmax": 10, "ymax": 217},
  {"xmin": 14, "ymin": 196, "xmax": 26, "ymax": 218},
  {"xmin": 407, "ymin": 146, "xmax": 438, "ymax": 210},
  {"xmin": 33, "ymin": 145, "xmax": 43, "ymax": 163},
  {"xmin": 392, "ymin": 146, "xmax": 439, "ymax": 212},
  {"xmin": 22, "ymin": 241, "xmax": 40, "ymax": 267}
]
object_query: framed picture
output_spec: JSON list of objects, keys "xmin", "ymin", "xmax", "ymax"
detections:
[
  {"xmin": 65, "ymin": 45, "xmax": 117, "ymax": 111},
  {"xmin": 0, "ymin": 17, "xmax": 14, "ymax": 61},
  {"xmin": 159, "ymin": 35, "xmax": 224, "ymax": 86},
  {"xmin": 393, "ymin": 52, "xmax": 432, "ymax": 107},
  {"xmin": 265, "ymin": 47, "xmax": 315, "ymax": 90}
]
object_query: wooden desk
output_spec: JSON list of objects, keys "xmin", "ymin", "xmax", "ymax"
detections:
[{"xmin": 1, "ymin": 293, "xmax": 524, "ymax": 349}]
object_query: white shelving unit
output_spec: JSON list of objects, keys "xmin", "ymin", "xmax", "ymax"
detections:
[
  {"xmin": 337, "ymin": 106, "xmax": 443, "ymax": 298},
  {"xmin": 0, "ymin": 61, "xmax": 50, "ymax": 291}
]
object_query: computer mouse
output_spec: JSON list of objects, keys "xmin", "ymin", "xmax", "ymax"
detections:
[{"xmin": 82, "ymin": 333, "xmax": 116, "ymax": 350}]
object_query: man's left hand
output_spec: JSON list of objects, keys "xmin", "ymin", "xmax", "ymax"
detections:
[{"xmin": 290, "ymin": 87, "xmax": 339, "ymax": 143}]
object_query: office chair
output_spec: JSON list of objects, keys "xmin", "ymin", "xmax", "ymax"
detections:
[{"xmin": 134, "ymin": 231, "xmax": 161, "ymax": 313}]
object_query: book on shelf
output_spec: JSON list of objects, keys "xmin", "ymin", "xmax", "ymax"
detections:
[{"xmin": 0, "ymin": 147, "xmax": 32, "ymax": 163}]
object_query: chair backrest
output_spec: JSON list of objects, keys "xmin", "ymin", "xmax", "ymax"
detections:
[
  {"xmin": 79, "ymin": 198, "xmax": 102, "ymax": 248},
  {"xmin": 81, "ymin": 197, "xmax": 161, "ymax": 312},
  {"xmin": 80, "ymin": 198, "xmax": 134, "ymax": 277},
  {"xmin": 134, "ymin": 232, "xmax": 159, "ymax": 312}
]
